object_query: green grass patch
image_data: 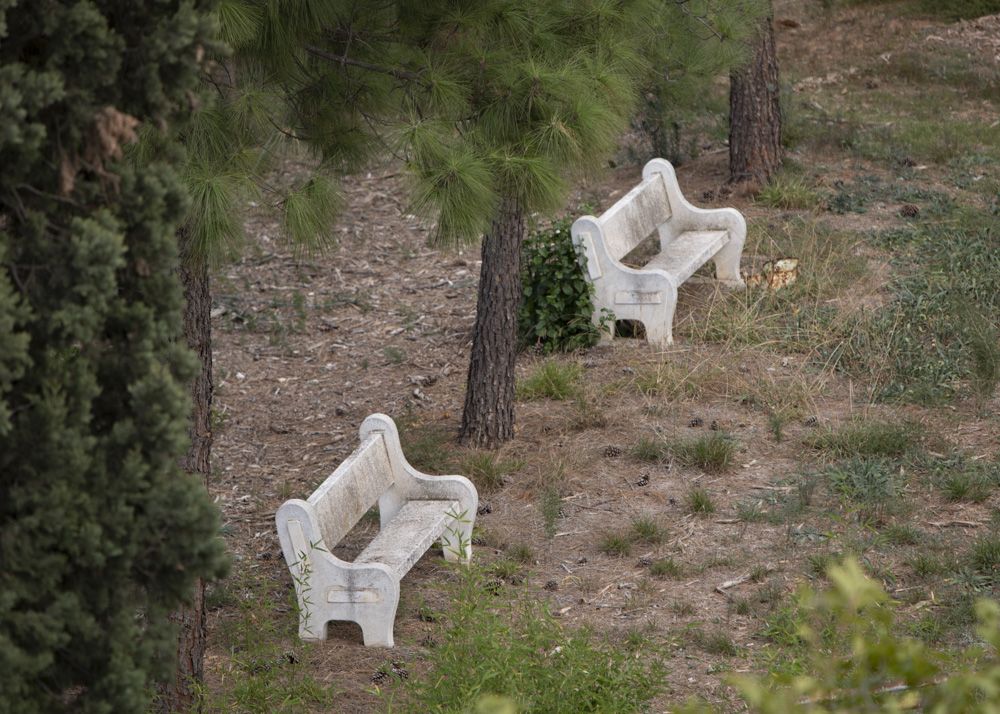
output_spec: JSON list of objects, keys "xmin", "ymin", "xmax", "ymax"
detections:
[
  {"xmin": 880, "ymin": 523, "xmax": 923, "ymax": 546},
  {"xmin": 462, "ymin": 452, "xmax": 524, "ymax": 493},
  {"xmin": 517, "ymin": 360, "xmax": 583, "ymax": 400},
  {"xmin": 756, "ymin": 174, "xmax": 822, "ymax": 210},
  {"xmin": 599, "ymin": 532, "xmax": 633, "ymax": 557},
  {"xmin": 686, "ymin": 487, "xmax": 716, "ymax": 515},
  {"xmin": 835, "ymin": 209, "xmax": 1000, "ymax": 404},
  {"xmin": 506, "ymin": 543, "xmax": 534, "ymax": 564},
  {"xmin": 806, "ymin": 419, "xmax": 919, "ymax": 459},
  {"xmin": 736, "ymin": 499, "xmax": 767, "ymax": 523},
  {"xmin": 631, "ymin": 515, "xmax": 666, "ymax": 544},
  {"xmin": 939, "ymin": 470, "xmax": 993, "ymax": 503},
  {"xmin": 693, "ymin": 218, "xmax": 867, "ymax": 351},
  {"xmin": 928, "ymin": 452, "xmax": 1000, "ymax": 504},
  {"xmin": 397, "ymin": 417, "xmax": 455, "ymax": 474},
  {"xmin": 540, "ymin": 483, "xmax": 563, "ymax": 538},
  {"xmin": 630, "ymin": 435, "xmax": 670, "ymax": 463},
  {"xmin": 908, "ymin": 552, "xmax": 948, "ymax": 578},
  {"xmin": 649, "ymin": 557, "xmax": 683, "ymax": 579},
  {"xmin": 916, "ymin": 0, "xmax": 1000, "ymax": 20},
  {"xmin": 969, "ymin": 535, "xmax": 1000, "ymax": 583},
  {"xmin": 400, "ymin": 568, "xmax": 666, "ymax": 711},
  {"xmin": 885, "ymin": 46, "xmax": 1000, "ymax": 101},
  {"xmin": 203, "ymin": 581, "xmax": 335, "ymax": 713},
  {"xmin": 684, "ymin": 627, "xmax": 739, "ymax": 657},
  {"xmin": 824, "ymin": 457, "xmax": 904, "ymax": 524},
  {"xmin": 670, "ymin": 432, "xmax": 738, "ymax": 473}
]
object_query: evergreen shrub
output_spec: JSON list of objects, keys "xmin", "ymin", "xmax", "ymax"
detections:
[
  {"xmin": 0, "ymin": 2, "xmax": 227, "ymax": 711},
  {"xmin": 518, "ymin": 218, "xmax": 611, "ymax": 353}
]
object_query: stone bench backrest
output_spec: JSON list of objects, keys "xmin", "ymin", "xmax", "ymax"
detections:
[
  {"xmin": 595, "ymin": 171, "xmax": 673, "ymax": 262},
  {"xmin": 307, "ymin": 433, "xmax": 395, "ymax": 548}
]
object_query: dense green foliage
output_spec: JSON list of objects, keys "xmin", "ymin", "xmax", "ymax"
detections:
[
  {"xmin": 0, "ymin": 1, "xmax": 227, "ymax": 711},
  {"xmin": 726, "ymin": 560, "xmax": 1000, "ymax": 712},
  {"xmin": 394, "ymin": 568, "xmax": 665, "ymax": 712},
  {"xmin": 634, "ymin": 0, "xmax": 767, "ymax": 163},
  {"xmin": 244, "ymin": 1, "xmax": 640, "ymax": 244},
  {"xmin": 519, "ymin": 218, "xmax": 610, "ymax": 353},
  {"xmin": 167, "ymin": 1, "xmax": 344, "ymax": 267},
  {"xmin": 238, "ymin": 0, "xmax": 767, "ymax": 245}
]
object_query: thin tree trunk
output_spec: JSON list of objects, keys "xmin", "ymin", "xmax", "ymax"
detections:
[
  {"xmin": 729, "ymin": 5, "xmax": 782, "ymax": 186},
  {"xmin": 157, "ymin": 234, "xmax": 213, "ymax": 712},
  {"xmin": 459, "ymin": 197, "xmax": 525, "ymax": 448}
]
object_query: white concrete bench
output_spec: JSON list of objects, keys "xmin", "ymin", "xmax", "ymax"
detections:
[
  {"xmin": 275, "ymin": 413, "xmax": 478, "ymax": 647},
  {"xmin": 571, "ymin": 158, "xmax": 746, "ymax": 346}
]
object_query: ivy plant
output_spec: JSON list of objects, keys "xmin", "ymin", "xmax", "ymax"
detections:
[{"xmin": 518, "ymin": 217, "xmax": 612, "ymax": 353}]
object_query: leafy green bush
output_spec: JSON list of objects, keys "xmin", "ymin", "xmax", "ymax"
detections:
[
  {"xmin": 396, "ymin": 568, "xmax": 665, "ymax": 712},
  {"xmin": 0, "ymin": 3, "xmax": 227, "ymax": 710},
  {"xmin": 519, "ymin": 218, "xmax": 611, "ymax": 353},
  {"xmin": 719, "ymin": 559, "xmax": 1000, "ymax": 713}
]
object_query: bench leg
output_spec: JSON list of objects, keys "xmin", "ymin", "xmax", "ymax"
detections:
[
  {"xmin": 644, "ymin": 319, "xmax": 673, "ymax": 347},
  {"xmin": 714, "ymin": 240, "xmax": 746, "ymax": 289},
  {"xmin": 299, "ymin": 616, "xmax": 327, "ymax": 642},
  {"xmin": 300, "ymin": 598, "xmax": 400, "ymax": 647},
  {"xmin": 357, "ymin": 601, "xmax": 398, "ymax": 647},
  {"xmin": 644, "ymin": 286, "xmax": 677, "ymax": 348}
]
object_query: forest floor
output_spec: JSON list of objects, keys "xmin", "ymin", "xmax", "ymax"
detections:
[{"xmin": 203, "ymin": 2, "xmax": 1000, "ymax": 711}]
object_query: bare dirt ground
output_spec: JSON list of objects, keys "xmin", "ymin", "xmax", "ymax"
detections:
[{"xmin": 205, "ymin": 5, "xmax": 1000, "ymax": 712}]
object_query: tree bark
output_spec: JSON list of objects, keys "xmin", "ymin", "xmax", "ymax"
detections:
[
  {"xmin": 459, "ymin": 197, "xmax": 525, "ymax": 449},
  {"xmin": 157, "ymin": 235, "xmax": 213, "ymax": 713},
  {"xmin": 729, "ymin": 5, "xmax": 782, "ymax": 186}
]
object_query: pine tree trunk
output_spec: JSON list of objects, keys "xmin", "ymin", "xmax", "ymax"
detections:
[
  {"xmin": 459, "ymin": 197, "xmax": 525, "ymax": 449},
  {"xmin": 157, "ymin": 236, "xmax": 213, "ymax": 713},
  {"xmin": 729, "ymin": 5, "xmax": 782, "ymax": 186}
]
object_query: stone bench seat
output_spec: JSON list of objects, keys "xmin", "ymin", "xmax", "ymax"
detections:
[
  {"xmin": 572, "ymin": 159, "xmax": 747, "ymax": 346},
  {"xmin": 354, "ymin": 499, "xmax": 460, "ymax": 575},
  {"xmin": 642, "ymin": 229, "xmax": 729, "ymax": 283},
  {"xmin": 276, "ymin": 414, "xmax": 477, "ymax": 647}
]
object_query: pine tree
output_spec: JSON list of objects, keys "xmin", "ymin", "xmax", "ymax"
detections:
[
  {"xmin": 247, "ymin": 1, "xmax": 645, "ymax": 447},
  {"xmin": 240, "ymin": 1, "xmax": 771, "ymax": 450},
  {"xmin": 154, "ymin": 7, "xmax": 343, "ymax": 706},
  {"xmin": 0, "ymin": 2, "xmax": 228, "ymax": 712},
  {"xmin": 636, "ymin": 1, "xmax": 768, "ymax": 164},
  {"xmin": 729, "ymin": 1, "xmax": 782, "ymax": 186}
]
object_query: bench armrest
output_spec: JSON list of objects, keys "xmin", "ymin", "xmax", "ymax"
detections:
[
  {"xmin": 572, "ymin": 216, "xmax": 680, "ymax": 286},
  {"xmin": 643, "ymin": 159, "xmax": 746, "ymax": 286},
  {"xmin": 359, "ymin": 414, "xmax": 479, "ymax": 528}
]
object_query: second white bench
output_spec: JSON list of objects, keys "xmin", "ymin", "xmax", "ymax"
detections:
[
  {"xmin": 571, "ymin": 158, "xmax": 746, "ymax": 346},
  {"xmin": 275, "ymin": 413, "xmax": 478, "ymax": 647}
]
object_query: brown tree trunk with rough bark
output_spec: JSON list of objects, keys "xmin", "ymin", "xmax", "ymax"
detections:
[
  {"xmin": 459, "ymin": 197, "xmax": 525, "ymax": 448},
  {"xmin": 729, "ymin": 6, "xmax": 782, "ymax": 186},
  {"xmin": 156, "ymin": 233, "xmax": 213, "ymax": 713}
]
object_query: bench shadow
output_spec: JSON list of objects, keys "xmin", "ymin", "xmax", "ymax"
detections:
[{"xmin": 323, "ymin": 620, "xmax": 365, "ymax": 645}]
